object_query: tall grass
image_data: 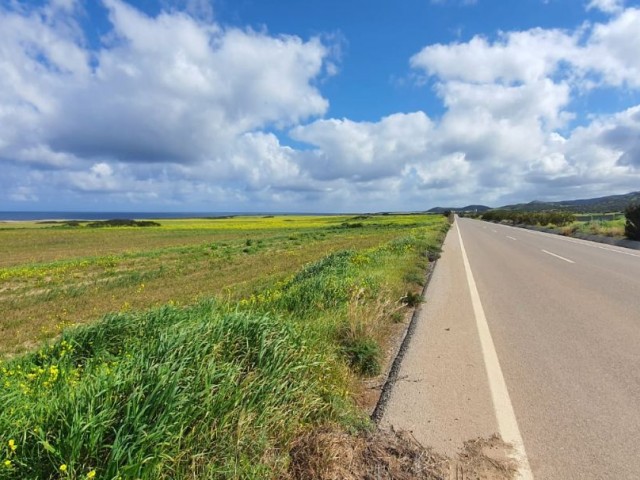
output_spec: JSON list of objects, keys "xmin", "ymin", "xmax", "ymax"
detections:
[
  {"xmin": 0, "ymin": 220, "xmax": 449, "ymax": 479},
  {"xmin": 0, "ymin": 304, "xmax": 354, "ymax": 479}
]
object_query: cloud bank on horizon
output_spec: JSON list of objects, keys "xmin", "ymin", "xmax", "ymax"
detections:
[{"xmin": 1, "ymin": 0, "xmax": 639, "ymax": 212}]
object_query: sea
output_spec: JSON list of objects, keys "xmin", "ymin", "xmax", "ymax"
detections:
[
  {"xmin": 0, "ymin": 211, "xmax": 332, "ymax": 222},
  {"xmin": 0, "ymin": 211, "xmax": 302, "ymax": 221}
]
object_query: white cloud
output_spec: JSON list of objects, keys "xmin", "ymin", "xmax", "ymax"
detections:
[
  {"xmin": 430, "ymin": 0, "xmax": 478, "ymax": 6},
  {"xmin": 400, "ymin": 6, "xmax": 640, "ymax": 205},
  {"xmin": 411, "ymin": 29, "xmax": 578, "ymax": 85},
  {"xmin": 0, "ymin": 0, "xmax": 331, "ymax": 205},
  {"xmin": 580, "ymin": 8, "xmax": 640, "ymax": 87},
  {"xmin": 586, "ymin": 0, "xmax": 625, "ymax": 14},
  {"xmin": 291, "ymin": 112, "xmax": 433, "ymax": 181},
  {"xmin": 412, "ymin": 8, "xmax": 640, "ymax": 89}
]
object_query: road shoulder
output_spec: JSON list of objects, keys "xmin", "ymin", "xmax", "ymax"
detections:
[{"xmin": 380, "ymin": 222, "xmax": 498, "ymax": 456}]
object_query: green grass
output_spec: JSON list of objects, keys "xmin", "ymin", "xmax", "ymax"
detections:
[
  {"xmin": 1, "ymin": 304, "xmax": 353, "ymax": 479},
  {"xmin": 560, "ymin": 217, "xmax": 625, "ymax": 238},
  {"xmin": 0, "ymin": 215, "xmax": 449, "ymax": 479}
]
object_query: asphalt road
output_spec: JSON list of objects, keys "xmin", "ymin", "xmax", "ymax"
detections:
[{"xmin": 382, "ymin": 217, "xmax": 640, "ymax": 479}]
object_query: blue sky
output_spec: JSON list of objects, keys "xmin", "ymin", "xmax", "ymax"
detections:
[{"xmin": 1, "ymin": 0, "xmax": 639, "ymax": 212}]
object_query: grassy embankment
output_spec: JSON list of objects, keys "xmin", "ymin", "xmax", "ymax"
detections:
[
  {"xmin": 478, "ymin": 210, "xmax": 625, "ymax": 238},
  {"xmin": 0, "ymin": 214, "xmax": 449, "ymax": 479},
  {"xmin": 560, "ymin": 214, "xmax": 625, "ymax": 237}
]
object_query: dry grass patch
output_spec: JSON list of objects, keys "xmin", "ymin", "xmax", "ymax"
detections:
[
  {"xmin": 288, "ymin": 427, "xmax": 449, "ymax": 480},
  {"xmin": 289, "ymin": 428, "xmax": 518, "ymax": 480}
]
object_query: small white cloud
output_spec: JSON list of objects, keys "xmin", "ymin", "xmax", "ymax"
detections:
[
  {"xmin": 410, "ymin": 29, "xmax": 578, "ymax": 85},
  {"xmin": 431, "ymin": 0, "xmax": 478, "ymax": 6},
  {"xmin": 586, "ymin": 0, "xmax": 624, "ymax": 14}
]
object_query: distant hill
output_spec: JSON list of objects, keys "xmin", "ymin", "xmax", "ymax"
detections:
[
  {"xmin": 498, "ymin": 191, "xmax": 640, "ymax": 213},
  {"xmin": 427, "ymin": 205, "xmax": 491, "ymax": 213}
]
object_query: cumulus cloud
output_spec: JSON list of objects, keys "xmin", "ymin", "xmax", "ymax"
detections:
[
  {"xmin": 412, "ymin": 7, "xmax": 640, "ymax": 88},
  {"xmin": 403, "ymin": 7, "xmax": 640, "ymax": 204},
  {"xmin": 291, "ymin": 112, "xmax": 433, "ymax": 181},
  {"xmin": 411, "ymin": 29, "xmax": 578, "ymax": 85},
  {"xmin": 0, "ymin": 0, "xmax": 333, "ymax": 208},
  {"xmin": 581, "ymin": 8, "xmax": 640, "ymax": 87}
]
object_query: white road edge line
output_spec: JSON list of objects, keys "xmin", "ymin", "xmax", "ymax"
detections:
[
  {"xmin": 456, "ymin": 221, "xmax": 534, "ymax": 480},
  {"xmin": 510, "ymin": 226, "xmax": 640, "ymax": 258},
  {"xmin": 541, "ymin": 249, "xmax": 575, "ymax": 264}
]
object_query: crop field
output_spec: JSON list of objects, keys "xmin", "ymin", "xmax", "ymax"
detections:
[{"xmin": 0, "ymin": 214, "xmax": 449, "ymax": 479}]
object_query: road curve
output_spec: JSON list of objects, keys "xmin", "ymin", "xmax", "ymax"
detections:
[{"xmin": 383, "ymin": 217, "xmax": 640, "ymax": 479}]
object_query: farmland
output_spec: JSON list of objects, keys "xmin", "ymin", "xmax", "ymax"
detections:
[{"xmin": 0, "ymin": 213, "xmax": 449, "ymax": 479}]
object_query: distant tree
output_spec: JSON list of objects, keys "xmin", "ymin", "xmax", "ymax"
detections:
[{"xmin": 625, "ymin": 203, "xmax": 640, "ymax": 240}]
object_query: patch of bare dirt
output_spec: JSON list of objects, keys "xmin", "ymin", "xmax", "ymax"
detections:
[{"xmin": 288, "ymin": 428, "xmax": 516, "ymax": 480}]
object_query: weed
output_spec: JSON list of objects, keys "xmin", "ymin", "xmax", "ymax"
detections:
[
  {"xmin": 342, "ymin": 336, "xmax": 381, "ymax": 376},
  {"xmin": 402, "ymin": 291, "xmax": 423, "ymax": 307},
  {"xmin": 404, "ymin": 270, "xmax": 425, "ymax": 286}
]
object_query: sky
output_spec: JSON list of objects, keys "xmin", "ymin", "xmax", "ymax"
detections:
[{"xmin": 1, "ymin": 0, "xmax": 640, "ymax": 212}]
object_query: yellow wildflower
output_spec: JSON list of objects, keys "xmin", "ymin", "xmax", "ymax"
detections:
[
  {"xmin": 4, "ymin": 459, "xmax": 11, "ymax": 468},
  {"xmin": 87, "ymin": 470, "xmax": 96, "ymax": 478},
  {"xmin": 8, "ymin": 439, "xmax": 16, "ymax": 451},
  {"xmin": 60, "ymin": 464, "xmax": 67, "ymax": 472}
]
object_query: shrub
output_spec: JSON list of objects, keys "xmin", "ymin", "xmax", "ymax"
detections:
[
  {"xmin": 402, "ymin": 291, "xmax": 423, "ymax": 307},
  {"xmin": 625, "ymin": 203, "xmax": 640, "ymax": 240},
  {"xmin": 481, "ymin": 210, "xmax": 574, "ymax": 227},
  {"xmin": 341, "ymin": 336, "xmax": 381, "ymax": 376},
  {"xmin": 87, "ymin": 219, "xmax": 160, "ymax": 228}
]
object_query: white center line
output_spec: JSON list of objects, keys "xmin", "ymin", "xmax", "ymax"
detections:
[
  {"xmin": 507, "ymin": 236, "xmax": 517, "ymax": 241},
  {"xmin": 542, "ymin": 249, "xmax": 575, "ymax": 264},
  {"xmin": 456, "ymin": 221, "xmax": 534, "ymax": 480}
]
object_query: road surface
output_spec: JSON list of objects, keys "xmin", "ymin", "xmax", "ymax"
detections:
[{"xmin": 382, "ymin": 217, "xmax": 640, "ymax": 479}]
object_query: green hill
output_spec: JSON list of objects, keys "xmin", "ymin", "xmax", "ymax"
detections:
[
  {"xmin": 427, "ymin": 204, "xmax": 491, "ymax": 213},
  {"xmin": 499, "ymin": 191, "xmax": 640, "ymax": 213}
]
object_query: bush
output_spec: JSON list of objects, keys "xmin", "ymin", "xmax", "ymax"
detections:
[
  {"xmin": 625, "ymin": 203, "xmax": 640, "ymax": 240},
  {"xmin": 341, "ymin": 336, "xmax": 381, "ymax": 376},
  {"xmin": 402, "ymin": 291, "xmax": 423, "ymax": 307},
  {"xmin": 481, "ymin": 210, "xmax": 574, "ymax": 227},
  {"xmin": 87, "ymin": 219, "xmax": 160, "ymax": 228}
]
